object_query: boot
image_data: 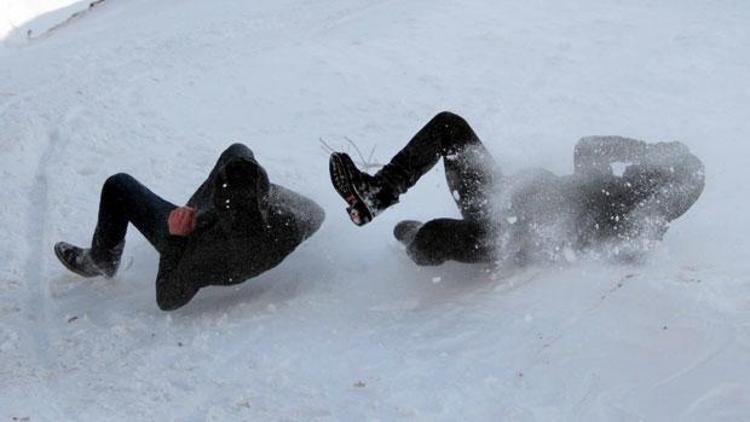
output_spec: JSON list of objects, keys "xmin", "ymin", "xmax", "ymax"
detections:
[
  {"xmin": 54, "ymin": 240, "xmax": 124, "ymax": 278},
  {"xmin": 393, "ymin": 220, "xmax": 423, "ymax": 245},
  {"xmin": 329, "ymin": 152, "xmax": 398, "ymax": 226}
]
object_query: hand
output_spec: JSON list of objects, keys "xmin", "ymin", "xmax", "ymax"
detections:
[{"xmin": 168, "ymin": 206, "xmax": 197, "ymax": 236}]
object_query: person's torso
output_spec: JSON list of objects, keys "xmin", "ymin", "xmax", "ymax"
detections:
[
  {"xmin": 491, "ymin": 168, "xmax": 652, "ymax": 262},
  {"xmin": 490, "ymin": 168, "xmax": 582, "ymax": 261},
  {"xmin": 179, "ymin": 192, "xmax": 303, "ymax": 287}
]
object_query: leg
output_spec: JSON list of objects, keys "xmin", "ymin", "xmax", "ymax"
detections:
[
  {"xmin": 405, "ymin": 218, "xmax": 494, "ymax": 265},
  {"xmin": 91, "ymin": 173, "xmax": 177, "ymax": 261},
  {"xmin": 329, "ymin": 112, "xmax": 497, "ymax": 225},
  {"xmin": 623, "ymin": 149, "xmax": 705, "ymax": 222},
  {"xmin": 376, "ymin": 111, "xmax": 497, "ymax": 221}
]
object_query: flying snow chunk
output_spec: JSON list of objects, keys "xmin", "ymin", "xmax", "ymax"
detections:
[{"xmin": 432, "ymin": 277, "xmax": 442, "ymax": 284}]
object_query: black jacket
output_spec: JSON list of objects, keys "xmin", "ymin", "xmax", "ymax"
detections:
[
  {"xmin": 498, "ymin": 136, "xmax": 705, "ymax": 261},
  {"xmin": 155, "ymin": 144, "xmax": 324, "ymax": 310}
]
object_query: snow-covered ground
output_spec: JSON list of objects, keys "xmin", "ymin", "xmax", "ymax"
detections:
[
  {"xmin": 0, "ymin": 0, "xmax": 90, "ymax": 41},
  {"xmin": 1, "ymin": 0, "xmax": 749, "ymax": 420}
]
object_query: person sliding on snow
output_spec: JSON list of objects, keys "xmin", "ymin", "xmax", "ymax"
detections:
[
  {"xmin": 55, "ymin": 143, "xmax": 325, "ymax": 310},
  {"xmin": 330, "ymin": 111, "xmax": 704, "ymax": 265}
]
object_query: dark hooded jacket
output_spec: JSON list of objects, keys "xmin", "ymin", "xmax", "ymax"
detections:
[
  {"xmin": 495, "ymin": 136, "xmax": 705, "ymax": 262},
  {"xmin": 155, "ymin": 144, "xmax": 324, "ymax": 310}
]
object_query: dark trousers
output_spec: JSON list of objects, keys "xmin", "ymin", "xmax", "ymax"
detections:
[
  {"xmin": 90, "ymin": 174, "xmax": 176, "ymax": 261},
  {"xmin": 376, "ymin": 111, "xmax": 499, "ymax": 265},
  {"xmin": 89, "ymin": 144, "xmax": 254, "ymax": 262}
]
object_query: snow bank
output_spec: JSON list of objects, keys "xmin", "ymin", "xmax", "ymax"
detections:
[{"xmin": 0, "ymin": 0, "xmax": 88, "ymax": 42}]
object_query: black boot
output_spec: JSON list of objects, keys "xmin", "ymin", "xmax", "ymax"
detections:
[
  {"xmin": 329, "ymin": 152, "xmax": 399, "ymax": 226},
  {"xmin": 393, "ymin": 220, "xmax": 423, "ymax": 245},
  {"xmin": 54, "ymin": 240, "xmax": 124, "ymax": 278}
]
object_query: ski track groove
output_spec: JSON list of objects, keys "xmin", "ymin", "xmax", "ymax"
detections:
[
  {"xmin": 647, "ymin": 339, "xmax": 728, "ymax": 392},
  {"xmin": 23, "ymin": 132, "xmax": 55, "ymax": 369},
  {"xmin": 533, "ymin": 273, "xmax": 636, "ymax": 358},
  {"xmin": 23, "ymin": 110, "xmax": 78, "ymax": 369}
]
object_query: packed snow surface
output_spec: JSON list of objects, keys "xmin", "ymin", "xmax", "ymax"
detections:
[
  {"xmin": 0, "ymin": 0, "xmax": 88, "ymax": 40},
  {"xmin": 1, "ymin": 0, "xmax": 749, "ymax": 420}
]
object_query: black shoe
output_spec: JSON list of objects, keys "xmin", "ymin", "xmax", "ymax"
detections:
[
  {"xmin": 393, "ymin": 220, "xmax": 423, "ymax": 245},
  {"xmin": 54, "ymin": 241, "xmax": 123, "ymax": 278},
  {"xmin": 329, "ymin": 152, "xmax": 398, "ymax": 226}
]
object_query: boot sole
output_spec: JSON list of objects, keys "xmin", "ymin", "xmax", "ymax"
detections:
[{"xmin": 329, "ymin": 153, "xmax": 373, "ymax": 226}]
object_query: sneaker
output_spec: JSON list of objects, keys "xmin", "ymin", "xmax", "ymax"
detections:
[
  {"xmin": 54, "ymin": 241, "xmax": 123, "ymax": 278},
  {"xmin": 393, "ymin": 220, "xmax": 423, "ymax": 245},
  {"xmin": 329, "ymin": 152, "xmax": 398, "ymax": 226}
]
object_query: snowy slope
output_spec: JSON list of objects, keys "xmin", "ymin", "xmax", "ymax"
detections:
[
  {"xmin": 0, "ymin": 0, "xmax": 89, "ymax": 41},
  {"xmin": 1, "ymin": 0, "xmax": 749, "ymax": 420}
]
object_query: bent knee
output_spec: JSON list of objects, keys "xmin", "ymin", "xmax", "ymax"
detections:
[
  {"xmin": 103, "ymin": 172, "xmax": 136, "ymax": 193},
  {"xmin": 429, "ymin": 111, "xmax": 479, "ymax": 152},
  {"xmin": 432, "ymin": 111, "xmax": 470, "ymax": 129}
]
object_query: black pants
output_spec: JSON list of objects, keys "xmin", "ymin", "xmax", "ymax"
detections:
[
  {"xmin": 89, "ymin": 174, "xmax": 175, "ymax": 262},
  {"xmin": 89, "ymin": 144, "xmax": 252, "ymax": 262},
  {"xmin": 375, "ymin": 111, "xmax": 499, "ymax": 265}
]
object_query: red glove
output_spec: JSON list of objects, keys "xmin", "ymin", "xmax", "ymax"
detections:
[{"xmin": 168, "ymin": 206, "xmax": 197, "ymax": 236}]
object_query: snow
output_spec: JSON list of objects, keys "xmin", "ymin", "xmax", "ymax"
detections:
[
  {"xmin": 0, "ymin": 0, "xmax": 88, "ymax": 41},
  {"xmin": 1, "ymin": 0, "xmax": 749, "ymax": 420}
]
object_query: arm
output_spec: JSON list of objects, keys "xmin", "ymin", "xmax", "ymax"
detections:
[
  {"xmin": 626, "ymin": 142, "xmax": 705, "ymax": 222},
  {"xmin": 155, "ymin": 215, "xmax": 237, "ymax": 310},
  {"xmin": 153, "ymin": 206, "xmax": 217, "ymax": 311},
  {"xmin": 269, "ymin": 184, "xmax": 325, "ymax": 240},
  {"xmin": 154, "ymin": 236, "xmax": 199, "ymax": 311},
  {"xmin": 576, "ymin": 136, "xmax": 705, "ymax": 224},
  {"xmin": 574, "ymin": 136, "xmax": 648, "ymax": 177}
]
